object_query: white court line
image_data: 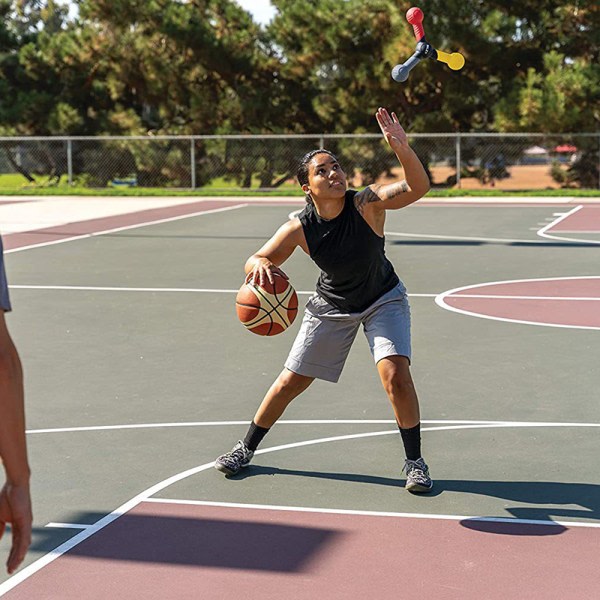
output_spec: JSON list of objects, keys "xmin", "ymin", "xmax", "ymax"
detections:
[
  {"xmin": 2, "ymin": 421, "xmax": 600, "ymax": 596},
  {"xmin": 8, "ymin": 284, "xmax": 437, "ymax": 298},
  {"xmin": 45, "ymin": 523, "xmax": 91, "ymax": 530},
  {"xmin": 10, "ymin": 285, "xmax": 600, "ymax": 302},
  {"xmin": 387, "ymin": 212, "xmax": 599, "ymax": 245},
  {"xmin": 227, "ymin": 197, "xmax": 593, "ymax": 205},
  {"xmin": 537, "ymin": 205, "xmax": 582, "ymax": 237},
  {"xmin": 548, "ymin": 232, "xmax": 600, "ymax": 245},
  {"xmin": 10, "ymin": 285, "xmax": 250, "ymax": 294},
  {"xmin": 421, "ymin": 198, "xmax": 593, "ymax": 204},
  {"xmin": 439, "ymin": 294, "xmax": 600, "ymax": 301},
  {"xmin": 435, "ymin": 276, "xmax": 600, "ymax": 331},
  {"xmin": 537, "ymin": 205, "xmax": 600, "ymax": 245},
  {"xmin": 142, "ymin": 498, "xmax": 600, "ymax": 530},
  {"xmin": 5, "ymin": 203, "xmax": 248, "ymax": 253},
  {"xmin": 386, "ymin": 231, "xmax": 562, "ymax": 245},
  {"xmin": 24, "ymin": 419, "xmax": 600, "ymax": 435}
]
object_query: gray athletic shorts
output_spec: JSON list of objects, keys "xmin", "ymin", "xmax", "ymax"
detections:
[
  {"xmin": 285, "ymin": 283, "xmax": 411, "ymax": 383},
  {"xmin": 0, "ymin": 237, "xmax": 11, "ymax": 312}
]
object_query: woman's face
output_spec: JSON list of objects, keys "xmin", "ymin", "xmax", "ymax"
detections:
[{"xmin": 304, "ymin": 153, "xmax": 347, "ymax": 199}]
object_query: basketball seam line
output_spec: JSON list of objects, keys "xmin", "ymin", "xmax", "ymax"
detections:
[
  {"xmin": 251, "ymin": 284, "xmax": 296, "ymax": 329},
  {"xmin": 239, "ymin": 285, "xmax": 297, "ymax": 331}
]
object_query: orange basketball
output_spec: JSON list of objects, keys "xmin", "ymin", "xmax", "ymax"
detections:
[{"xmin": 236, "ymin": 274, "xmax": 298, "ymax": 336}]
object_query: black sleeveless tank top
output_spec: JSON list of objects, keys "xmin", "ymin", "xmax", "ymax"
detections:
[{"xmin": 298, "ymin": 189, "xmax": 399, "ymax": 313}]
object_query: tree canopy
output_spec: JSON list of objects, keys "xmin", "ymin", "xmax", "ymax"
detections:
[
  {"xmin": 0, "ymin": 1, "xmax": 597, "ymax": 188},
  {"xmin": 0, "ymin": 0, "xmax": 597, "ymax": 136}
]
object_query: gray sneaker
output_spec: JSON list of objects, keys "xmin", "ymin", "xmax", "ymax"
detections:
[
  {"xmin": 403, "ymin": 457, "xmax": 433, "ymax": 493},
  {"xmin": 215, "ymin": 440, "xmax": 254, "ymax": 476}
]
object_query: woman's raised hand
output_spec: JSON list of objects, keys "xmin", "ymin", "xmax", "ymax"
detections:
[{"xmin": 376, "ymin": 107, "xmax": 409, "ymax": 153}]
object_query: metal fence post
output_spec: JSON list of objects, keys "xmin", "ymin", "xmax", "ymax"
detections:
[
  {"xmin": 1, "ymin": 132, "xmax": 597, "ymax": 191},
  {"xmin": 455, "ymin": 134, "xmax": 461, "ymax": 189},
  {"xmin": 190, "ymin": 137, "xmax": 196, "ymax": 190},
  {"xmin": 67, "ymin": 139, "xmax": 73, "ymax": 186}
]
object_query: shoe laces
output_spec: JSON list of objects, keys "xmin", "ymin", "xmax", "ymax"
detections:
[
  {"xmin": 227, "ymin": 441, "xmax": 251, "ymax": 462},
  {"xmin": 403, "ymin": 458, "xmax": 430, "ymax": 482}
]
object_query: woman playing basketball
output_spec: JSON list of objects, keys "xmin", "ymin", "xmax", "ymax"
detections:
[{"xmin": 215, "ymin": 107, "xmax": 433, "ymax": 493}]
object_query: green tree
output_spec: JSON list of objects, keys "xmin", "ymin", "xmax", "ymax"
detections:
[
  {"xmin": 1, "ymin": 0, "xmax": 598, "ymax": 188},
  {"xmin": 494, "ymin": 52, "xmax": 598, "ymax": 132}
]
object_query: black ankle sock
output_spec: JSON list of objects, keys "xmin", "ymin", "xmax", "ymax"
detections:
[
  {"xmin": 243, "ymin": 421, "xmax": 270, "ymax": 452},
  {"xmin": 399, "ymin": 423, "xmax": 421, "ymax": 461}
]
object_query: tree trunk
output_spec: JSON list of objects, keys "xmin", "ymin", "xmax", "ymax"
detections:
[{"xmin": 4, "ymin": 147, "xmax": 36, "ymax": 183}]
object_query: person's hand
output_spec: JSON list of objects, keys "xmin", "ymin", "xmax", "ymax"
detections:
[
  {"xmin": 376, "ymin": 107, "xmax": 409, "ymax": 154},
  {"xmin": 245, "ymin": 257, "xmax": 288, "ymax": 288},
  {"xmin": 0, "ymin": 481, "xmax": 32, "ymax": 574}
]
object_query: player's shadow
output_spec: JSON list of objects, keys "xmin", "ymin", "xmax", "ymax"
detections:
[
  {"xmin": 28, "ymin": 511, "xmax": 341, "ymax": 571},
  {"xmin": 235, "ymin": 466, "xmax": 600, "ymax": 525},
  {"xmin": 389, "ymin": 239, "xmax": 593, "ymax": 248}
]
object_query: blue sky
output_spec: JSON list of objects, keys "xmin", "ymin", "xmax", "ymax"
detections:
[
  {"xmin": 235, "ymin": 0, "xmax": 276, "ymax": 25},
  {"xmin": 61, "ymin": 2, "xmax": 277, "ymax": 25}
]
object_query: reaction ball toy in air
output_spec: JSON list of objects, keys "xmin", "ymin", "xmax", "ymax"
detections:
[{"xmin": 391, "ymin": 7, "xmax": 465, "ymax": 83}]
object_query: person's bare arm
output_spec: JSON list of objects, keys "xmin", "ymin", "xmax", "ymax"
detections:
[
  {"xmin": 0, "ymin": 313, "xmax": 32, "ymax": 575},
  {"xmin": 245, "ymin": 218, "xmax": 306, "ymax": 287},
  {"xmin": 355, "ymin": 108, "xmax": 430, "ymax": 213}
]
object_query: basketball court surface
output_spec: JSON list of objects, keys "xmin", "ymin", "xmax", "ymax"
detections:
[{"xmin": 1, "ymin": 194, "xmax": 599, "ymax": 598}]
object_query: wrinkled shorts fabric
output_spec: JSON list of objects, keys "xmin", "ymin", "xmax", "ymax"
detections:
[{"xmin": 284, "ymin": 283, "xmax": 411, "ymax": 383}]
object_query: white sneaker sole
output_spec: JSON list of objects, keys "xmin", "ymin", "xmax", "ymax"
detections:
[{"xmin": 406, "ymin": 481, "xmax": 433, "ymax": 493}]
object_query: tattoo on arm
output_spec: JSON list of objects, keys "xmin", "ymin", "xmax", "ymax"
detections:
[
  {"xmin": 354, "ymin": 187, "xmax": 380, "ymax": 214},
  {"xmin": 355, "ymin": 181, "xmax": 410, "ymax": 213},
  {"xmin": 381, "ymin": 181, "xmax": 410, "ymax": 200}
]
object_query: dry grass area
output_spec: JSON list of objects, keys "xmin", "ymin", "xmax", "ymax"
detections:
[
  {"xmin": 430, "ymin": 164, "xmax": 564, "ymax": 190},
  {"xmin": 367, "ymin": 164, "xmax": 568, "ymax": 190}
]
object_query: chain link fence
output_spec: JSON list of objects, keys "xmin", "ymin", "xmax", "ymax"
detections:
[{"xmin": 0, "ymin": 133, "xmax": 598, "ymax": 191}]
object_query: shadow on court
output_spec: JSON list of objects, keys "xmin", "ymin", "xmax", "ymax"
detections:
[
  {"xmin": 29, "ymin": 512, "xmax": 341, "ymax": 571},
  {"xmin": 390, "ymin": 240, "xmax": 594, "ymax": 247},
  {"xmin": 459, "ymin": 519, "xmax": 567, "ymax": 536},
  {"xmin": 233, "ymin": 466, "xmax": 600, "ymax": 524}
]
